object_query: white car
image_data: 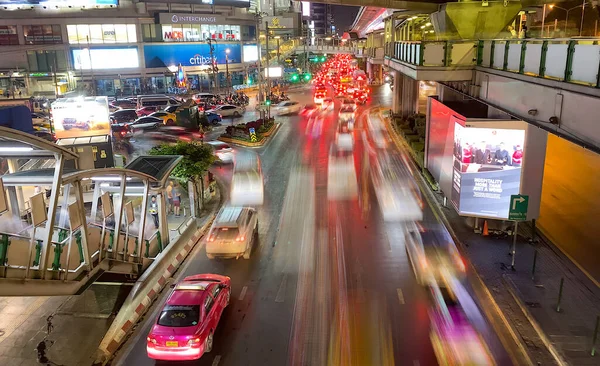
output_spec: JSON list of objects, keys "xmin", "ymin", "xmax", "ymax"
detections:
[
  {"xmin": 335, "ymin": 121, "xmax": 353, "ymax": 151},
  {"xmin": 339, "ymin": 106, "xmax": 356, "ymax": 126},
  {"xmin": 274, "ymin": 101, "xmax": 301, "ymax": 115},
  {"xmin": 206, "ymin": 141, "xmax": 234, "ymax": 163},
  {"xmin": 206, "ymin": 206, "xmax": 258, "ymax": 259},
  {"xmin": 208, "ymin": 104, "xmax": 245, "ymax": 118}
]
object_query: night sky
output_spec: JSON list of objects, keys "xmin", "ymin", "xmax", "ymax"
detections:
[{"xmin": 332, "ymin": 5, "xmax": 361, "ymax": 33}]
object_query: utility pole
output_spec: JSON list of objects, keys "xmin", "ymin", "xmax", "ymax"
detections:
[
  {"xmin": 304, "ymin": 20, "xmax": 308, "ymax": 73},
  {"xmin": 207, "ymin": 39, "xmax": 217, "ymax": 93},
  {"xmin": 225, "ymin": 48, "xmax": 231, "ymax": 91},
  {"xmin": 265, "ymin": 20, "xmax": 271, "ymax": 119},
  {"xmin": 254, "ymin": 10, "xmax": 268, "ymax": 103}
]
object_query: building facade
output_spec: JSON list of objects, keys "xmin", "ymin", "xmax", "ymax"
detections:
[{"xmin": 0, "ymin": 0, "xmax": 266, "ymax": 97}]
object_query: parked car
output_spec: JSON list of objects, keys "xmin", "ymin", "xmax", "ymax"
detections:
[
  {"xmin": 136, "ymin": 106, "xmax": 160, "ymax": 116},
  {"xmin": 207, "ymin": 104, "xmax": 245, "ymax": 118},
  {"xmin": 129, "ymin": 116, "xmax": 163, "ymax": 132},
  {"xmin": 110, "ymin": 109, "xmax": 138, "ymax": 124},
  {"xmin": 149, "ymin": 111, "xmax": 177, "ymax": 125},
  {"xmin": 206, "ymin": 206, "xmax": 258, "ymax": 259},
  {"xmin": 274, "ymin": 101, "xmax": 301, "ymax": 115},
  {"xmin": 300, "ymin": 104, "xmax": 319, "ymax": 117},
  {"xmin": 146, "ymin": 274, "xmax": 231, "ymax": 361},
  {"xmin": 164, "ymin": 105, "xmax": 180, "ymax": 113},
  {"xmin": 110, "ymin": 123, "xmax": 133, "ymax": 138}
]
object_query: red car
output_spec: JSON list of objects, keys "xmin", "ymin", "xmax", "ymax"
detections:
[
  {"xmin": 136, "ymin": 106, "xmax": 159, "ymax": 116},
  {"xmin": 146, "ymin": 274, "xmax": 231, "ymax": 361}
]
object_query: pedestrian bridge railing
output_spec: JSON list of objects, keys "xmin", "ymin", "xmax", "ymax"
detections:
[{"xmin": 387, "ymin": 38, "xmax": 600, "ymax": 88}]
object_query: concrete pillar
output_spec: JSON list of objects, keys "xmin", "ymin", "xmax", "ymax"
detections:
[
  {"xmin": 392, "ymin": 71, "xmax": 402, "ymax": 115},
  {"xmin": 366, "ymin": 62, "xmax": 373, "ymax": 81},
  {"xmin": 401, "ymin": 76, "xmax": 419, "ymax": 117}
]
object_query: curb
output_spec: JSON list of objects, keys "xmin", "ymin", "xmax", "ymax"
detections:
[
  {"xmin": 218, "ymin": 122, "xmax": 280, "ymax": 148},
  {"xmin": 94, "ymin": 206, "xmax": 220, "ymax": 365},
  {"xmin": 503, "ymin": 275, "xmax": 569, "ymax": 366},
  {"xmin": 382, "ymin": 113, "xmax": 534, "ymax": 366}
]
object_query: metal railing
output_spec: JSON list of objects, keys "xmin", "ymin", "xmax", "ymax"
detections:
[{"xmin": 385, "ymin": 38, "xmax": 600, "ymax": 88}]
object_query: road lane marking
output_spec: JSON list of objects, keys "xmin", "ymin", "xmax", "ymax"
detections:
[
  {"xmin": 275, "ymin": 274, "xmax": 288, "ymax": 303},
  {"xmin": 239, "ymin": 286, "xmax": 248, "ymax": 301},
  {"xmin": 397, "ymin": 288, "xmax": 405, "ymax": 305},
  {"xmin": 212, "ymin": 355, "xmax": 222, "ymax": 366}
]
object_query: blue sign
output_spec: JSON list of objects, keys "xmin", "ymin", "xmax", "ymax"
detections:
[{"xmin": 144, "ymin": 44, "xmax": 241, "ymax": 68}]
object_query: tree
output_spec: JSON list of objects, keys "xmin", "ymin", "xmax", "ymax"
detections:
[{"xmin": 149, "ymin": 141, "xmax": 216, "ymax": 217}]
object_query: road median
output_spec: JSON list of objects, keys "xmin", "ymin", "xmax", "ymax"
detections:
[{"xmin": 218, "ymin": 122, "xmax": 280, "ymax": 148}]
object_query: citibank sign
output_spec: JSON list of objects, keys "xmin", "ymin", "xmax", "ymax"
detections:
[
  {"xmin": 158, "ymin": 13, "xmax": 224, "ymax": 25},
  {"xmin": 189, "ymin": 54, "xmax": 212, "ymax": 65}
]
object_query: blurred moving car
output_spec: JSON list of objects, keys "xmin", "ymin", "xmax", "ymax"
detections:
[
  {"xmin": 230, "ymin": 152, "xmax": 264, "ymax": 206},
  {"xmin": 150, "ymin": 111, "xmax": 177, "ymax": 125},
  {"xmin": 274, "ymin": 101, "xmax": 301, "ymax": 115},
  {"xmin": 206, "ymin": 206, "xmax": 258, "ymax": 259},
  {"xmin": 207, "ymin": 104, "xmax": 245, "ymax": 118},
  {"xmin": 430, "ymin": 304, "xmax": 496, "ymax": 366},
  {"xmin": 111, "ymin": 99, "xmax": 137, "ymax": 109},
  {"xmin": 341, "ymin": 98, "xmax": 357, "ymax": 111},
  {"xmin": 146, "ymin": 274, "xmax": 231, "ymax": 361},
  {"xmin": 314, "ymin": 91, "xmax": 326, "ymax": 105},
  {"xmin": 366, "ymin": 113, "xmax": 389, "ymax": 148},
  {"xmin": 145, "ymin": 126, "xmax": 203, "ymax": 142},
  {"xmin": 136, "ymin": 106, "xmax": 160, "ymax": 116},
  {"xmin": 206, "ymin": 141, "xmax": 234, "ymax": 163},
  {"xmin": 300, "ymin": 104, "xmax": 319, "ymax": 117},
  {"xmin": 111, "ymin": 122, "xmax": 133, "ymax": 138},
  {"xmin": 129, "ymin": 116, "xmax": 163, "ymax": 132},
  {"xmin": 404, "ymin": 223, "xmax": 465, "ymax": 291},
  {"xmin": 327, "ymin": 146, "xmax": 358, "ymax": 201},
  {"xmin": 321, "ymin": 98, "xmax": 334, "ymax": 111},
  {"xmin": 370, "ymin": 153, "xmax": 423, "ymax": 222},
  {"xmin": 204, "ymin": 112, "xmax": 222, "ymax": 125},
  {"xmin": 353, "ymin": 90, "xmax": 368, "ymax": 105},
  {"xmin": 339, "ymin": 106, "xmax": 356, "ymax": 127},
  {"xmin": 335, "ymin": 121, "xmax": 354, "ymax": 151},
  {"xmin": 110, "ymin": 109, "xmax": 138, "ymax": 124}
]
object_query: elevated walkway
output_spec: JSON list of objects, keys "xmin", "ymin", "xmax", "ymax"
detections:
[
  {"xmin": 385, "ymin": 38, "xmax": 600, "ymax": 152},
  {"xmin": 0, "ymin": 128, "xmax": 196, "ymax": 296}
]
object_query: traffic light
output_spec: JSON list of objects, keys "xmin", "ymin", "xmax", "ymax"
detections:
[
  {"xmin": 320, "ymin": 56, "xmax": 326, "ymax": 62},
  {"xmin": 265, "ymin": 100, "xmax": 271, "ymax": 106},
  {"xmin": 247, "ymin": 77, "xmax": 253, "ymax": 85},
  {"xmin": 290, "ymin": 73, "xmax": 299, "ymax": 82},
  {"xmin": 303, "ymin": 73, "xmax": 312, "ymax": 81}
]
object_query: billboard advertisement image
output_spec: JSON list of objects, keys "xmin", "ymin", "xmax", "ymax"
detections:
[
  {"xmin": 51, "ymin": 97, "xmax": 111, "ymax": 139},
  {"xmin": 450, "ymin": 121, "xmax": 525, "ymax": 219},
  {"xmin": 143, "ymin": 43, "xmax": 241, "ymax": 68}
]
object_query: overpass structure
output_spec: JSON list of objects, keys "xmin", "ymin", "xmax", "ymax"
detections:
[{"xmin": 0, "ymin": 128, "xmax": 187, "ymax": 296}]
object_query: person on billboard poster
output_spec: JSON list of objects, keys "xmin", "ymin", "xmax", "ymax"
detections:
[
  {"xmin": 473, "ymin": 141, "xmax": 491, "ymax": 165},
  {"xmin": 493, "ymin": 142, "xmax": 511, "ymax": 166},
  {"xmin": 512, "ymin": 145, "xmax": 523, "ymax": 167},
  {"xmin": 461, "ymin": 142, "xmax": 472, "ymax": 163}
]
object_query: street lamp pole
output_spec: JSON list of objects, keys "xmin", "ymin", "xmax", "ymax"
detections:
[
  {"xmin": 254, "ymin": 10, "xmax": 268, "ymax": 103},
  {"xmin": 225, "ymin": 48, "xmax": 231, "ymax": 91},
  {"xmin": 275, "ymin": 36, "xmax": 281, "ymax": 64},
  {"xmin": 580, "ymin": 0, "xmax": 586, "ymax": 36},
  {"xmin": 206, "ymin": 39, "xmax": 217, "ymax": 93},
  {"xmin": 265, "ymin": 20, "xmax": 271, "ymax": 119}
]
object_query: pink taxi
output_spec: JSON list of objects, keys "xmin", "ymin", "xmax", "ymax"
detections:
[{"xmin": 146, "ymin": 274, "xmax": 231, "ymax": 361}]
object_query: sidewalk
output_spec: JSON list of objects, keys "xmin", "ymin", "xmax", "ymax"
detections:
[
  {"xmin": 385, "ymin": 115, "xmax": 600, "ymax": 365},
  {"xmin": 0, "ymin": 189, "xmax": 220, "ymax": 366}
]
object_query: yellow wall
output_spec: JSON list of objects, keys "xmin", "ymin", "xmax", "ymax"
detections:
[{"xmin": 538, "ymin": 134, "xmax": 600, "ymax": 282}]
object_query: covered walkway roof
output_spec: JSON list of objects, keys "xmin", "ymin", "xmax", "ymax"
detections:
[{"xmin": 0, "ymin": 126, "xmax": 78, "ymax": 160}]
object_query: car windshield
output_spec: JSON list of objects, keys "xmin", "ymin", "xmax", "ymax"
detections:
[{"xmin": 157, "ymin": 305, "xmax": 201, "ymax": 327}]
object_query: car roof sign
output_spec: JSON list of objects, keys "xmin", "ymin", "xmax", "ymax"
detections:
[{"xmin": 175, "ymin": 283, "xmax": 207, "ymax": 291}]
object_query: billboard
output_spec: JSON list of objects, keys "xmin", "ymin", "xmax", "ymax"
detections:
[
  {"xmin": 72, "ymin": 48, "xmax": 139, "ymax": 70},
  {"xmin": 243, "ymin": 44, "xmax": 258, "ymax": 62},
  {"xmin": 51, "ymin": 97, "xmax": 111, "ymax": 139},
  {"xmin": 450, "ymin": 120, "xmax": 526, "ymax": 219},
  {"xmin": 0, "ymin": 0, "xmax": 117, "ymax": 5},
  {"xmin": 143, "ymin": 43, "xmax": 241, "ymax": 68}
]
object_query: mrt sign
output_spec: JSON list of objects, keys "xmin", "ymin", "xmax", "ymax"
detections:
[{"xmin": 508, "ymin": 194, "xmax": 528, "ymax": 221}]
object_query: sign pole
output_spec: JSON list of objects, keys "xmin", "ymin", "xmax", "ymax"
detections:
[{"xmin": 510, "ymin": 221, "xmax": 518, "ymax": 270}]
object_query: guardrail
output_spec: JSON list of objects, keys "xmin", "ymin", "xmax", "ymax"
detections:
[{"xmin": 386, "ymin": 38, "xmax": 600, "ymax": 88}]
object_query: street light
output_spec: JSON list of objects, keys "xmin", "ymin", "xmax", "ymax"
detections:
[{"xmin": 550, "ymin": 3, "xmax": 589, "ymax": 35}]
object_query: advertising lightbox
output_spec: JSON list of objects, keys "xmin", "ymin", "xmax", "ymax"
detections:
[
  {"xmin": 72, "ymin": 48, "xmax": 139, "ymax": 70},
  {"xmin": 144, "ymin": 43, "xmax": 241, "ymax": 68},
  {"xmin": 51, "ymin": 97, "xmax": 111, "ymax": 139},
  {"xmin": 243, "ymin": 44, "xmax": 258, "ymax": 62},
  {"xmin": 450, "ymin": 120, "xmax": 526, "ymax": 219}
]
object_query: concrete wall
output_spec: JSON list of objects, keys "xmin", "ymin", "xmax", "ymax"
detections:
[
  {"xmin": 538, "ymin": 134, "xmax": 600, "ymax": 283},
  {"xmin": 476, "ymin": 69, "xmax": 600, "ymax": 150}
]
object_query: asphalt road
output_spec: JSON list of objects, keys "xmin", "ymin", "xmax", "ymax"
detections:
[{"xmin": 114, "ymin": 85, "xmax": 512, "ymax": 366}]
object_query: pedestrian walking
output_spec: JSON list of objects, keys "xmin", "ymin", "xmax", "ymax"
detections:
[{"xmin": 172, "ymin": 182, "xmax": 181, "ymax": 217}]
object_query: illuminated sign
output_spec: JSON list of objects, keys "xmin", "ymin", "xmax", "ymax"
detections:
[
  {"xmin": 157, "ymin": 13, "xmax": 225, "ymax": 24},
  {"xmin": 72, "ymin": 48, "xmax": 140, "ymax": 70},
  {"xmin": 144, "ymin": 44, "xmax": 241, "ymax": 68},
  {"xmin": 243, "ymin": 45, "xmax": 258, "ymax": 62},
  {"xmin": 51, "ymin": 97, "xmax": 111, "ymax": 139},
  {"xmin": 0, "ymin": 0, "xmax": 117, "ymax": 6},
  {"xmin": 164, "ymin": 31, "xmax": 184, "ymax": 40},
  {"xmin": 450, "ymin": 120, "xmax": 526, "ymax": 219}
]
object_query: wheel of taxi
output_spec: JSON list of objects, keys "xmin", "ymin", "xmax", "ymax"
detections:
[
  {"xmin": 205, "ymin": 331, "xmax": 214, "ymax": 353},
  {"xmin": 166, "ymin": 119, "xmax": 174, "ymax": 125}
]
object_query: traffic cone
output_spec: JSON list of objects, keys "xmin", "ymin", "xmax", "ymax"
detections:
[{"xmin": 482, "ymin": 220, "xmax": 489, "ymax": 236}]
